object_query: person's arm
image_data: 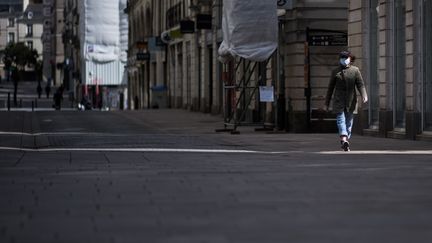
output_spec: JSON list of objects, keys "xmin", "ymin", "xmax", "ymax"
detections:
[
  {"xmin": 355, "ymin": 68, "xmax": 368, "ymax": 103},
  {"xmin": 324, "ymin": 70, "xmax": 337, "ymax": 110}
]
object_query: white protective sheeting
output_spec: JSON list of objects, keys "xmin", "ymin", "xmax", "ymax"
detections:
[
  {"xmin": 80, "ymin": 0, "xmax": 125, "ymax": 63},
  {"xmin": 119, "ymin": 0, "xmax": 128, "ymax": 62},
  {"xmin": 218, "ymin": 0, "xmax": 278, "ymax": 62},
  {"xmin": 85, "ymin": 60, "xmax": 126, "ymax": 86},
  {"xmin": 79, "ymin": 0, "xmax": 128, "ymax": 85}
]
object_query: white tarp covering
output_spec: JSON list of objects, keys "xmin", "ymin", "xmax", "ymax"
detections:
[
  {"xmin": 80, "ymin": 0, "xmax": 127, "ymax": 63},
  {"xmin": 218, "ymin": 0, "xmax": 278, "ymax": 62},
  {"xmin": 79, "ymin": 0, "xmax": 128, "ymax": 85},
  {"xmin": 119, "ymin": 0, "xmax": 128, "ymax": 62}
]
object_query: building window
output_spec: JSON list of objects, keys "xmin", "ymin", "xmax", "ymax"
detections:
[
  {"xmin": 166, "ymin": 3, "xmax": 182, "ymax": 29},
  {"xmin": 423, "ymin": 0, "xmax": 432, "ymax": 131},
  {"xmin": 8, "ymin": 18, "xmax": 14, "ymax": 27},
  {"xmin": 27, "ymin": 41, "xmax": 33, "ymax": 50},
  {"xmin": 44, "ymin": 20, "xmax": 51, "ymax": 28},
  {"xmin": 393, "ymin": 0, "xmax": 406, "ymax": 129},
  {"xmin": 27, "ymin": 24, "xmax": 33, "ymax": 37},
  {"xmin": 8, "ymin": 33, "xmax": 15, "ymax": 43},
  {"xmin": 43, "ymin": 6, "xmax": 52, "ymax": 16}
]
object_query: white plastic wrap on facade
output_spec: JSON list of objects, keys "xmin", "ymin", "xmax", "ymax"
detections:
[
  {"xmin": 85, "ymin": 61, "xmax": 127, "ymax": 86},
  {"xmin": 119, "ymin": 0, "xmax": 128, "ymax": 62},
  {"xmin": 218, "ymin": 0, "xmax": 278, "ymax": 62},
  {"xmin": 79, "ymin": 0, "xmax": 128, "ymax": 85}
]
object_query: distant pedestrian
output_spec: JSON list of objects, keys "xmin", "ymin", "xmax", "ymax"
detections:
[
  {"xmin": 53, "ymin": 89, "xmax": 62, "ymax": 110},
  {"xmin": 323, "ymin": 51, "xmax": 368, "ymax": 151},
  {"xmin": 36, "ymin": 82, "xmax": 42, "ymax": 98},
  {"xmin": 134, "ymin": 96, "xmax": 139, "ymax": 110},
  {"xmin": 58, "ymin": 84, "xmax": 64, "ymax": 98},
  {"xmin": 45, "ymin": 83, "xmax": 51, "ymax": 98}
]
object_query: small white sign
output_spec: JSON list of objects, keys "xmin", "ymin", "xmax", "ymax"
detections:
[
  {"xmin": 259, "ymin": 86, "xmax": 274, "ymax": 102},
  {"xmin": 87, "ymin": 45, "xmax": 94, "ymax": 53}
]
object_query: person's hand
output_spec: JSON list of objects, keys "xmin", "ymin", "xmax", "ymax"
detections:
[{"xmin": 363, "ymin": 96, "xmax": 368, "ymax": 103}]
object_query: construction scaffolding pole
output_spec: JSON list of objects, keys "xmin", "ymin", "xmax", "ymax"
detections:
[{"xmin": 216, "ymin": 53, "xmax": 276, "ymax": 134}]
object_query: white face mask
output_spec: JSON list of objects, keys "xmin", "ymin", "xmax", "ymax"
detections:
[{"xmin": 340, "ymin": 57, "xmax": 351, "ymax": 67}]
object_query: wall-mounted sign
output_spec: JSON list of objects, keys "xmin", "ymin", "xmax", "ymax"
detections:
[
  {"xmin": 136, "ymin": 52, "xmax": 150, "ymax": 61},
  {"xmin": 196, "ymin": 14, "xmax": 212, "ymax": 29},
  {"xmin": 180, "ymin": 20, "xmax": 195, "ymax": 33},
  {"xmin": 155, "ymin": 37, "xmax": 165, "ymax": 47},
  {"xmin": 259, "ymin": 86, "xmax": 274, "ymax": 102},
  {"xmin": 136, "ymin": 41, "xmax": 148, "ymax": 50},
  {"xmin": 87, "ymin": 44, "xmax": 94, "ymax": 53},
  {"xmin": 308, "ymin": 34, "xmax": 347, "ymax": 46},
  {"xmin": 148, "ymin": 37, "xmax": 165, "ymax": 51}
]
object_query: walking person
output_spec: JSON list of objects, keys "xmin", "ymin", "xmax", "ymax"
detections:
[
  {"xmin": 53, "ymin": 88, "xmax": 63, "ymax": 110},
  {"xmin": 324, "ymin": 51, "xmax": 368, "ymax": 151},
  {"xmin": 45, "ymin": 83, "xmax": 51, "ymax": 98},
  {"xmin": 36, "ymin": 82, "xmax": 42, "ymax": 98}
]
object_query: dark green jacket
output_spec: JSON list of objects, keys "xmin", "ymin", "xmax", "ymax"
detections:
[{"xmin": 325, "ymin": 65, "xmax": 367, "ymax": 114}]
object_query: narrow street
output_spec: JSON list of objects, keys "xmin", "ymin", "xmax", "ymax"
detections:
[
  {"xmin": 1, "ymin": 0, "xmax": 432, "ymax": 242},
  {"xmin": 0, "ymin": 108, "xmax": 431, "ymax": 243}
]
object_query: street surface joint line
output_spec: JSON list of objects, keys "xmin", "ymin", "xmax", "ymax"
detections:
[
  {"xmin": 13, "ymin": 151, "xmax": 26, "ymax": 167},
  {"xmin": 1, "ymin": 146, "xmax": 432, "ymax": 155}
]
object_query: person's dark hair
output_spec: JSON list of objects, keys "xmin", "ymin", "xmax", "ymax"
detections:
[{"xmin": 339, "ymin": 50, "xmax": 356, "ymax": 62}]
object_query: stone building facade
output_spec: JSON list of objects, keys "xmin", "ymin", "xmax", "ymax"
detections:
[
  {"xmin": 0, "ymin": 2, "xmax": 22, "ymax": 80},
  {"xmin": 126, "ymin": 0, "xmax": 223, "ymax": 112},
  {"xmin": 42, "ymin": 0, "xmax": 65, "ymax": 87},
  {"xmin": 0, "ymin": 0, "xmax": 44, "ymax": 81},
  {"xmin": 281, "ymin": 1, "xmax": 349, "ymax": 132},
  {"xmin": 126, "ymin": 1, "xmax": 349, "ymax": 131},
  {"xmin": 63, "ymin": 0, "xmax": 80, "ymax": 93},
  {"xmin": 348, "ymin": 0, "xmax": 432, "ymax": 140}
]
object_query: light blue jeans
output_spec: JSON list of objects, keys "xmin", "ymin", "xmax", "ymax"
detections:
[{"xmin": 336, "ymin": 110, "xmax": 354, "ymax": 139}]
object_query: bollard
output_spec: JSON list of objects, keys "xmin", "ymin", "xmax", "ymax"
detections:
[
  {"xmin": 32, "ymin": 101, "xmax": 34, "ymax": 112},
  {"xmin": 7, "ymin": 92, "xmax": 10, "ymax": 111}
]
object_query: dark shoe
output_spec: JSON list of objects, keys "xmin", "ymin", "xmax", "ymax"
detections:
[{"xmin": 341, "ymin": 141, "xmax": 350, "ymax": 151}]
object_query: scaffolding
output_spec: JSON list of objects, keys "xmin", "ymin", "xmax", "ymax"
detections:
[
  {"xmin": 216, "ymin": 53, "xmax": 276, "ymax": 134},
  {"xmin": 216, "ymin": 0, "xmax": 278, "ymax": 134}
]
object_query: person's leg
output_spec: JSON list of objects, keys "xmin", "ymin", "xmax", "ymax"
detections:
[
  {"xmin": 345, "ymin": 111, "xmax": 354, "ymax": 139},
  {"xmin": 336, "ymin": 111, "xmax": 350, "ymax": 151},
  {"xmin": 336, "ymin": 111, "xmax": 348, "ymax": 139}
]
